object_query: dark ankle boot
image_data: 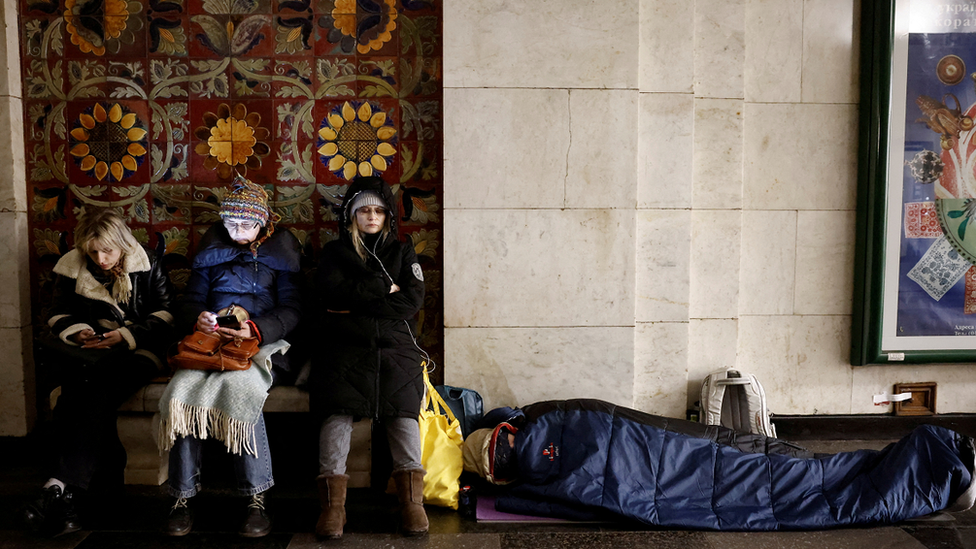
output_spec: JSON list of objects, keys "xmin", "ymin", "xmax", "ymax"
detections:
[
  {"xmin": 392, "ymin": 469, "xmax": 428, "ymax": 536},
  {"xmin": 60, "ymin": 489, "xmax": 81, "ymax": 536},
  {"xmin": 315, "ymin": 474, "xmax": 349, "ymax": 539},
  {"xmin": 240, "ymin": 492, "xmax": 271, "ymax": 538},
  {"xmin": 21, "ymin": 484, "xmax": 81, "ymax": 537},
  {"xmin": 165, "ymin": 497, "xmax": 193, "ymax": 537}
]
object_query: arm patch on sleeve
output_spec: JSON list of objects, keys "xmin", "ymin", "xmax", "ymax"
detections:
[{"xmin": 412, "ymin": 263, "xmax": 424, "ymax": 282}]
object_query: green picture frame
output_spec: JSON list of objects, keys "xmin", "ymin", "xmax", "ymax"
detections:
[{"xmin": 853, "ymin": 0, "xmax": 976, "ymax": 364}]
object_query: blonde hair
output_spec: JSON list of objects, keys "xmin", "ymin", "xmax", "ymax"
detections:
[
  {"xmin": 74, "ymin": 208, "xmax": 140, "ymax": 256},
  {"xmin": 349, "ymin": 214, "xmax": 391, "ymax": 261}
]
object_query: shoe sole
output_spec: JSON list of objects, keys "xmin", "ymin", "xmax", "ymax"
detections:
[{"xmin": 166, "ymin": 523, "xmax": 193, "ymax": 537}]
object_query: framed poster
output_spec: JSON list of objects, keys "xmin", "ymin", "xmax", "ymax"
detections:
[{"xmin": 853, "ymin": 0, "xmax": 976, "ymax": 364}]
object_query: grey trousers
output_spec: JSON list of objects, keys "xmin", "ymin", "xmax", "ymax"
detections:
[{"xmin": 319, "ymin": 415, "xmax": 422, "ymax": 476}]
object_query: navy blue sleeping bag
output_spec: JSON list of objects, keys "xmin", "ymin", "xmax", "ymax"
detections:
[{"xmin": 495, "ymin": 399, "xmax": 976, "ymax": 530}]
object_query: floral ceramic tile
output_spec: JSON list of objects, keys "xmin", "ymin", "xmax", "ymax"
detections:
[{"xmin": 20, "ymin": 0, "xmax": 443, "ymax": 369}]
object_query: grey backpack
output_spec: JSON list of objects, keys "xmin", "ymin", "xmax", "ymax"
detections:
[{"xmin": 699, "ymin": 368, "xmax": 776, "ymax": 437}]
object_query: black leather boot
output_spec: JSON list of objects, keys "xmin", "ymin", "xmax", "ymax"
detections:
[
  {"xmin": 60, "ymin": 489, "xmax": 82, "ymax": 536},
  {"xmin": 240, "ymin": 492, "xmax": 272, "ymax": 538},
  {"xmin": 21, "ymin": 484, "xmax": 82, "ymax": 537},
  {"xmin": 165, "ymin": 497, "xmax": 193, "ymax": 536}
]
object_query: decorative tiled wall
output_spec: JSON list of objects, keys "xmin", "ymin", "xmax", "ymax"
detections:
[{"xmin": 18, "ymin": 0, "xmax": 443, "ymax": 369}]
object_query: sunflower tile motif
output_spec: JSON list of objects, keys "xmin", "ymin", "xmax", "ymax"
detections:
[
  {"xmin": 316, "ymin": 0, "xmax": 397, "ymax": 55},
  {"xmin": 63, "ymin": 0, "xmax": 146, "ymax": 57},
  {"xmin": 317, "ymin": 100, "xmax": 396, "ymax": 180},
  {"xmin": 21, "ymin": 0, "xmax": 446, "ymax": 378},
  {"xmin": 194, "ymin": 102, "xmax": 271, "ymax": 179},
  {"xmin": 69, "ymin": 102, "xmax": 149, "ymax": 182}
]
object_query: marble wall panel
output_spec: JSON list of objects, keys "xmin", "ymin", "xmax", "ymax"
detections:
[
  {"xmin": 795, "ymin": 210, "xmax": 856, "ymax": 315},
  {"xmin": 743, "ymin": 103, "xmax": 858, "ymax": 210},
  {"xmin": 689, "ymin": 209, "xmax": 741, "ymax": 319},
  {"xmin": 0, "ymin": 1, "xmax": 22, "ymax": 99},
  {"xmin": 445, "ymin": 327, "xmax": 635, "ymax": 412},
  {"xmin": 851, "ymin": 364, "xmax": 976, "ymax": 415},
  {"xmin": 694, "ymin": 0, "xmax": 745, "ymax": 99},
  {"xmin": 638, "ymin": 92, "xmax": 693, "ymax": 209},
  {"xmin": 802, "ymin": 0, "xmax": 860, "ymax": 104},
  {"xmin": 744, "ymin": 0, "xmax": 802, "ymax": 103},
  {"xmin": 687, "ymin": 318, "xmax": 738, "ymax": 407},
  {"xmin": 0, "ymin": 324, "xmax": 35, "ymax": 436},
  {"xmin": 444, "ymin": 209, "xmax": 635, "ymax": 327},
  {"xmin": 737, "ymin": 315, "xmax": 853, "ymax": 414},
  {"xmin": 443, "ymin": 0, "xmax": 639, "ymax": 90},
  {"xmin": 444, "ymin": 88, "xmax": 569, "ymax": 210},
  {"xmin": 693, "ymin": 98, "xmax": 743, "ymax": 209},
  {"xmin": 634, "ymin": 321, "xmax": 689, "ymax": 418},
  {"xmin": 640, "ymin": 0, "xmax": 695, "ymax": 93},
  {"xmin": 565, "ymin": 89, "xmax": 638, "ymax": 209},
  {"xmin": 739, "ymin": 210, "xmax": 797, "ymax": 315},
  {"xmin": 0, "ymin": 211, "xmax": 30, "ymax": 327},
  {"xmin": 0, "ymin": 96, "xmax": 26, "ymax": 211},
  {"xmin": 636, "ymin": 209, "xmax": 690, "ymax": 322}
]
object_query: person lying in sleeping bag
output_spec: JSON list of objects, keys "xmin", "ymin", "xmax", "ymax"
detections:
[{"xmin": 461, "ymin": 398, "xmax": 976, "ymax": 531}]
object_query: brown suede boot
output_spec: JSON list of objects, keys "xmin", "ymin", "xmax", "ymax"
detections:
[
  {"xmin": 392, "ymin": 469, "xmax": 428, "ymax": 536},
  {"xmin": 315, "ymin": 474, "xmax": 348, "ymax": 539}
]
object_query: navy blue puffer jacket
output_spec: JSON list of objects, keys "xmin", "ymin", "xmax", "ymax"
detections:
[
  {"xmin": 496, "ymin": 399, "xmax": 976, "ymax": 530},
  {"xmin": 179, "ymin": 224, "xmax": 303, "ymax": 371}
]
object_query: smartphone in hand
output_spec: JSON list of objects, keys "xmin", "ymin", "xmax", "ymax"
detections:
[{"xmin": 215, "ymin": 315, "xmax": 241, "ymax": 329}]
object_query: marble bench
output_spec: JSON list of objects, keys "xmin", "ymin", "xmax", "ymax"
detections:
[{"xmin": 115, "ymin": 382, "xmax": 372, "ymax": 488}]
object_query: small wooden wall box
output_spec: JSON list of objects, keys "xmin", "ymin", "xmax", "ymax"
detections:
[{"xmin": 893, "ymin": 382, "xmax": 937, "ymax": 416}]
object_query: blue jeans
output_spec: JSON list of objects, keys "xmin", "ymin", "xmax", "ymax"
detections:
[{"xmin": 167, "ymin": 413, "xmax": 274, "ymax": 498}]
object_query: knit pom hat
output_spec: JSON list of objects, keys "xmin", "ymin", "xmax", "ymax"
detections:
[
  {"xmin": 219, "ymin": 176, "xmax": 280, "ymax": 256},
  {"xmin": 348, "ymin": 191, "xmax": 385, "ymax": 216},
  {"xmin": 220, "ymin": 176, "xmax": 271, "ymax": 227}
]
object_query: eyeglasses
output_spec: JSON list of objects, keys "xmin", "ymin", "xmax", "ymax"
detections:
[{"xmin": 224, "ymin": 220, "xmax": 259, "ymax": 232}]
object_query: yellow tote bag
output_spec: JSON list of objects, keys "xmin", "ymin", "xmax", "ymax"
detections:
[{"xmin": 419, "ymin": 368, "xmax": 464, "ymax": 509}]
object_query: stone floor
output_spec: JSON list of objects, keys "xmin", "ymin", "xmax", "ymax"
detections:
[{"xmin": 1, "ymin": 436, "xmax": 974, "ymax": 549}]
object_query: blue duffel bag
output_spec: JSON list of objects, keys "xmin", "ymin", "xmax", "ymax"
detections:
[{"xmin": 434, "ymin": 384, "xmax": 484, "ymax": 439}]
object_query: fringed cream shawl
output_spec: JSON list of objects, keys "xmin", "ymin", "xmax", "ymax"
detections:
[{"xmin": 158, "ymin": 339, "xmax": 290, "ymax": 456}]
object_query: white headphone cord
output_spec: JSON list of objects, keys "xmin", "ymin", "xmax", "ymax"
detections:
[{"xmin": 361, "ymin": 237, "xmax": 435, "ymax": 374}]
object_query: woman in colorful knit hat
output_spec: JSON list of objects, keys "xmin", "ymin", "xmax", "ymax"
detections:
[{"xmin": 159, "ymin": 176, "xmax": 302, "ymax": 538}]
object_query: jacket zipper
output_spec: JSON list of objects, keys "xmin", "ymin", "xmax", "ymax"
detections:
[{"xmin": 374, "ymin": 325, "xmax": 381, "ymax": 419}]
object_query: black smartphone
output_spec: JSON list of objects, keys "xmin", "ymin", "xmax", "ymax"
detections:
[{"xmin": 215, "ymin": 315, "xmax": 241, "ymax": 329}]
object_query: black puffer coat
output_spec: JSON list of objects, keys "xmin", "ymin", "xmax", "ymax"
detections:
[
  {"xmin": 179, "ymin": 224, "xmax": 303, "ymax": 371},
  {"xmin": 310, "ymin": 176, "xmax": 426, "ymax": 420},
  {"xmin": 49, "ymin": 245, "xmax": 175, "ymax": 363}
]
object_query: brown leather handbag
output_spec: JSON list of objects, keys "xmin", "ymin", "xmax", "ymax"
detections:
[{"xmin": 169, "ymin": 331, "xmax": 259, "ymax": 372}]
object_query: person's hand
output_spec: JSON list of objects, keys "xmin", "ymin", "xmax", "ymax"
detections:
[
  {"xmin": 81, "ymin": 330, "xmax": 123, "ymax": 349},
  {"xmin": 196, "ymin": 311, "xmax": 218, "ymax": 333},
  {"xmin": 217, "ymin": 322, "xmax": 254, "ymax": 341},
  {"xmin": 72, "ymin": 328, "xmax": 97, "ymax": 345},
  {"xmin": 390, "ymin": 283, "xmax": 400, "ymax": 293}
]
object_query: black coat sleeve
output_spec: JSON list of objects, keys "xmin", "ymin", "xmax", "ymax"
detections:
[
  {"xmin": 317, "ymin": 244, "xmax": 393, "ymax": 310},
  {"xmin": 48, "ymin": 275, "xmax": 91, "ymax": 340},
  {"xmin": 365, "ymin": 243, "xmax": 425, "ymax": 320},
  {"xmin": 122, "ymin": 252, "xmax": 176, "ymax": 352}
]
